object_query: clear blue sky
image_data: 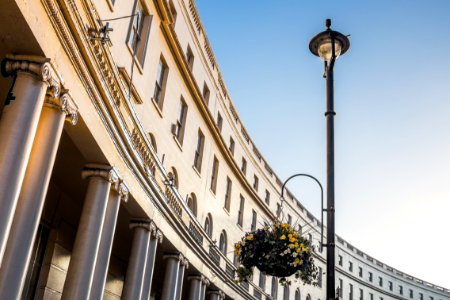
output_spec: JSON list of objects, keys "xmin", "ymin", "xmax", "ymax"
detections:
[{"xmin": 196, "ymin": 0, "xmax": 450, "ymax": 288}]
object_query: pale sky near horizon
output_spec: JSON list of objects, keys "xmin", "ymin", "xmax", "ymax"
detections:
[{"xmin": 196, "ymin": 0, "xmax": 450, "ymax": 289}]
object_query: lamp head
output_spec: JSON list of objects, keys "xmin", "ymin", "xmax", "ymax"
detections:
[{"xmin": 309, "ymin": 19, "xmax": 350, "ymax": 63}]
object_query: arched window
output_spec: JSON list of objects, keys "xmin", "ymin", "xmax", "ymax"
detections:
[
  {"xmin": 271, "ymin": 277, "xmax": 278, "ymax": 299},
  {"xmin": 219, "ymin": 230, "xmax": 227, "ymax": 255},
  {"xmin": 169, "ymin": 167, "xmax": 179, "ymax": 188},
  {"xmin": 306, "ymin": 294, "xmax": 311, "ymax": 300},
  {"xmin": 204, "ymin": 214, "xmax": 212, "ymax": 237},
  {"xmin": 187, "ymin": 193, "xmax": 197, "ymax": 217},
  {"xmin": 295, "ymin": 288, "xmax": 300, "ymax": 300},
  {"xmin": 283, "ymin": 285, "xmax": 290, "ymax": 300}
]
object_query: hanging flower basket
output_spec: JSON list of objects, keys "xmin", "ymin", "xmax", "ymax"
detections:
[{"xmin": 234, "ymin": 223, "xmax": 318, "ymax": 286}]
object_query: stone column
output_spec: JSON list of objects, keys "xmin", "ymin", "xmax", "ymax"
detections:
[
  {"xmin": 0, "ymin": 91, "xmax": 77, "ymax": 299},
  {"xmin": 0, "ymin": 56, "xmax": 61, "ymax": 265},
  {"xmin": 208, "ymin": 290, "xmax": 225, "ymax": 300},
  {"xmin": 175, "ymin": 256, "xmax": 189, "ymax": 300},
  {"xmin": 187, "ymin": 275, "xmax": 203, "ymax": 300},
  {"xmin": 141, "ymin": 228, "xmax": 163, "ymax": 300},
  {"xmin": 122, "ymin": 220, "xmax": 152, "ymax": 300},
  {"xmin": 89, "ymin": 181, "xmax": 128, "ymax": 300},
  {"xmin": 200, "ymin": 277, "xmax": 210, "ymax": 300},
  {"xmin": 161, "ymin": 253, "xmax": 183, "ymax": 300},
  {"xmin": 62, "ymin": 165, "xmax": 119, "ymax": 300}
]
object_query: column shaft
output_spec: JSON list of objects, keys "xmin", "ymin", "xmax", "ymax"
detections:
[
  {"xmin": 122, "ymin": 224, "xmax": 151, "ymax": 300},
  {"xmin": 62, "ymin": 175, "xmax": 112, "ymax": 299},
  {"xmin": 89, "ymin": 190, "xmax": 122, "ymax": 300},
  {"xmin": 188, "ymin": 277, "xmax": 202, "ymax": 300},
  {"xmin": 141, "ymin": 236, "xmax": 159, "ymax": 300},
  {"xmin": 175, "ymin": 262, "xmax": 186, "ymax": 300},
  {"xmin": 0, "ymin": 101, "xmax": 67, "ymax": 298},
  {"xmin": 0, "ymin": 72, "xmax": 49, "ymax": 265},
  {"xmin": 161, "ymin": 255, "xmax": 181, "ymax": 300}
]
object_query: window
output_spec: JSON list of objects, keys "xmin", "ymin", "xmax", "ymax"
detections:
[
  {"xmin": 338, "ymin": 255, "xmax": 343, "ymax": 266},
  {"xmin": 204, "ymin": 214, "xmax": 212, "ymax": 237},
  {"xmin": 253, "ymin": 175, "xmax": 259, "ymax": 191},
  {"xmin": 193, "ymin": 129, "xmax": 205, "ymax": 172},
  {"xmin": 202, "ymin": 82, "xmax": 210, "ymax": 104},
  {"xmin": 409, "ymin": 289, "xmax": 413, "ymax": 298},
  {"xmin": 389, "ymin": 281, "xmax": 393, "ymax": 291},
  {"xmin": 229, "ymin": 137, "xmax": 235, "ymax": 155},
  {"xmin": 148, "ymin": 133, "xmax": 157, "ymax": 175},
  {"xmin": 241, "ymin": 158, "xmax": 247, "ymax": 175},
  {"xmin": 187, "ymin": 193, "xmax": 197, "ymax": 217},
  {"xmin": 210, "ymin": 156, "xmax": 219, "ymax": 193},
  {"xmin": 258, "ymin": 272, "xmax": 266, "ymax": 290},
  {"xmin": 168, "ymin": 0, "xmax": 177, "ymax": 26},
  {"xmin": 399, "ymin": 285, "xmax": 403, "ymax": 295},
  {"xmin": 419, "ymin": 293, "xmax": 423, "ymax": 300},
  {"xmin": 287, "ymin": 214, "xmax": 292, "ymax": 225},
  {"xmin": 224, "ymin": 177, "xmax": 232, "ymax": 211},
  {"xmin": 276, "ymin": 203, "xmax": 281, "ymax": 216},
  {"xmin": 349, "ymin": 283, "xmax": 353, "ymax": 300},
  {"xmin": 186, "ymin": 44, "xmax": 194, "ymax": 70},
  {"xmin": 308, "ymin": 233, "xmax": 312, "ymax": 241},
  {"xmin": 378, "ymin": 276, "xmax": 383, "ymax": 287},
  {"xmin": 349, "ymin": 261, "xmax": 353, "ymax": 272},
  {"xmin": 219, "ymin": 230, "xmax": 227, "ymax": 255},
  {"xmin": 251, "ymin": 210, "xmax": 257, "ymax": 231},
  {"xmin": 306, "ymin": 295, "xmax": 311, "ymax": 300},
  {"xmin": 429, "ymin": 297, "xmax": 433, "ymax": 300},
  {"xmin": 217, "ymin": 112, "xmax": 223, "ymax": 132},
  {"xmin": 173, "ymin": 98, "xmax": 188, "ymax": 144},
  {"xmin": 358, "ymin": 266, "xmax": 363, "ymax": 277},
  {"xmin": 368, "ymin": 272, "xmax": 373, "ymax": 282},
  {"xmin": 127, "ymin": 0, "xmax": 152, "ymax": 66},
  {"xmin": 271, "ymin": 277, "xmax": 278, "ymax": 299},
  {"xmin": 283, "ymin": 286, "xmax": 289, "ymax": 300},
  {"xmin": 317, "ymin": 267, "xmax": 322, "ymax": 287},
  {"xmin": 237, "ymin": 195, "xmax": 245, "ymax": 227},
  {"xmin": 153, "ymin": 57, "xmax": 168, "ymax": 108},
  {"xmin": 339, "ymin": 279, "xmax": 343, "ymax": 298},
  {"xmin": 359, "ymin": 288, "xmax": 363, "ymax": 300},
  {"xmin": 265, "ymin": 190, "xmax": 270, "ymax": 205},
  {"xmin": 295, "ymin": 289, "xmax": 300, "ymax": 300},
  {"xmin": 297, "ymin": 224, "xmax": 302, "ymax": 234},
  {"xmin": 369, "ymin": 293, "xmax": 373, "ymax": 300}
]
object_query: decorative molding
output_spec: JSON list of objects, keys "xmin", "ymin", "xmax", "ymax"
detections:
[{"xmin": 81, "ymin": 164, "xmax": 120, "ymax": 184}]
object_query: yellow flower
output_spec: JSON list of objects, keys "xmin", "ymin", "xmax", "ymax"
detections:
[
  {"xmin": 246, "ymin": 234, "xmax": 254, "ymax": 240},
  {"xmin": 289, "ymin": 244, "xmax": 295, "ymax": 249},
  {"xmin": 289, "ymin": 237, "xmax": 297, "ymax": 243},
  {"xmin": 292, "ymin": 252, "xmax": 298, "ymax": 257},
  {"xmin": 280, "ymin": 235, "xmax": 286, "ymax": 240}
]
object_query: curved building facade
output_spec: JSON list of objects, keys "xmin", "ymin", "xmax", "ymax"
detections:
[{"xmin": 0, "ymin": 0, "xmax": 448, "ymax": 299}]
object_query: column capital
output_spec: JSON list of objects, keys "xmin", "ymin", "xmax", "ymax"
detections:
[
  {"xmin": 113, "ymin": 180, "xmax": 129, "ymax": 203},
  {"xmin": 201, "ymin": 275, "xmax": 210, "ymax": 286},
  {"xmin": 81, "ymin": 164, "xmax": 120, "ymax": 184},
  {"xmin": 153, "ymin": 229, "xmax": 164, "ymax": 243},
  {"xmin": 44, "ymin": 90, "xmax": 78, "ymax": 125},
  {"xmin": 129, "ymin": 219, "xmax": 153, "ymax": 231},
  {"xmin": 163, "ymin": 252, "xmax": 188, "ymax": 268},
  {"xmin": 207, "ymin": 290, "xmax": 225, "ymax": 299},
  {"xmin": 1, "ymin": 55, "xmax": 62, "ymax": 95}
]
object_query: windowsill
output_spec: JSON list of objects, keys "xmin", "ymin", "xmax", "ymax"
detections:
[
  {"xmin": 236, "ymin": 224, "xmax": 243, "ymax": 231},
  {"xmin": 151, "ymin": 97, "xmax": 163, "ymax": 118},
  {"xmin": 209, "ymin": 188, "xmax": 216, "ymax": 196},
  {"xmin": 223, "ymin": 207, "xmax": 230, "ymax": 215},
  {"xmin": 172, "ymin": 135, "xmax": 183, "ymax": 151},
  {"xmin": 126, "ymin": 44, "xmax": 144, "ymax": 74},
  {"xmin": 192, "ymin": 165, "xmax": 201, "ymax": 178}
]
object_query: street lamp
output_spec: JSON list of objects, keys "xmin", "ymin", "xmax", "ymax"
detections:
[{"xmin": 309, "ymin": 19, "xmax": 350, "ymax": 300}]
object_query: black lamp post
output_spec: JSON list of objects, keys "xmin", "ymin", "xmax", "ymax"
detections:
[{"xmin": 309, "ymin": 19, "xmax": 350, "ymax": 300}]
